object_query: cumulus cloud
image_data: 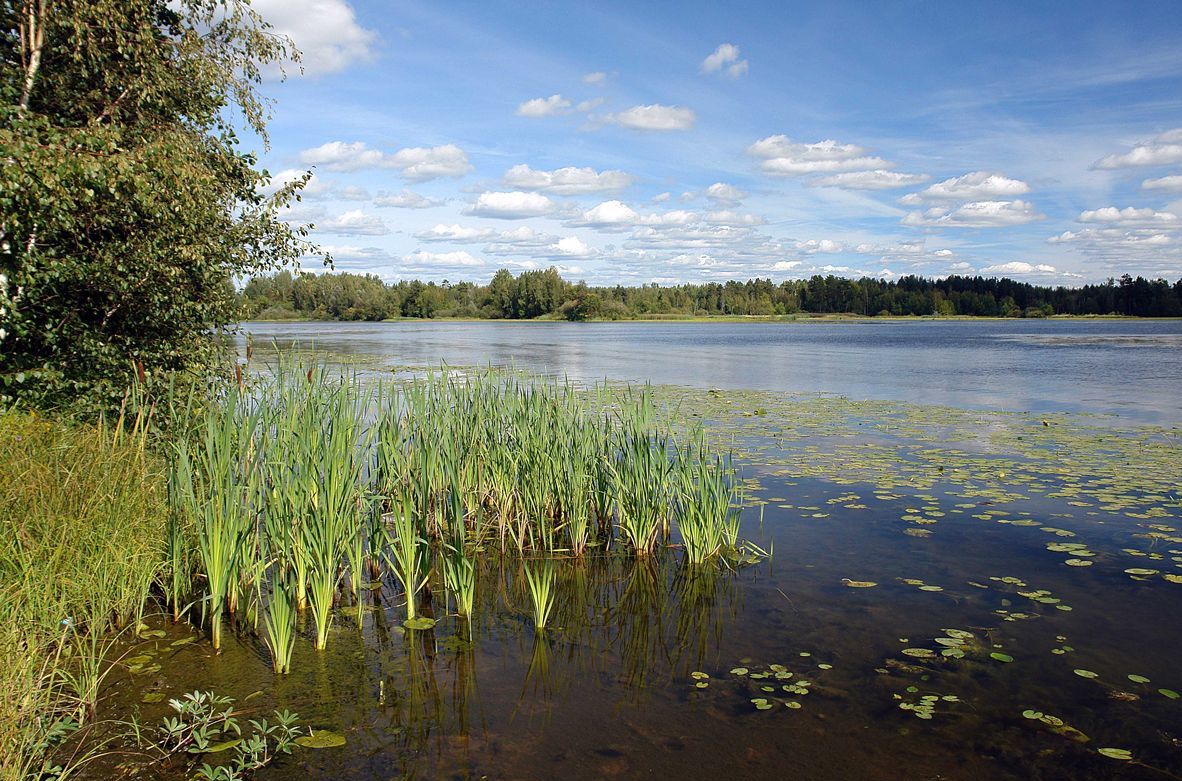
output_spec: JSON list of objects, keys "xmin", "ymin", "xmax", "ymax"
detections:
[
  {"xmin": 465, "ymin": 191, "xmax": 555, "ymax": 219},
  {"xmin": 811, "ymin": 170, "xmax": 929, "ymax": 190},
  {"xmin": 414, "ymin": 224, "xmax": 498, "ymax": 242},
  {"xmin": 1142, "ymin": 174, "xmax": 1182, "ymax": 192},
  {"xmin": 554, "ymin": 236, "xmax": 594, "ymax": 256},
  {"xmin": 402, "ymin": 250, "xmax": 485, "ymax": 269},
  {"xmin": 900, "ymin": 171, "xmax": 1031, "ymax": 204},
  {"xmin": 747, "ymin": 136, "xmax": 891, "ymax": 176},
  {"xmin": 606, "ymin": 104, "xmax": 696, "ymax": 131},
  {"xmin": 583, "ymin": 71, "xmax": 608, "ymax": 85},
  {"xmin": 253, "ymin": 0, "xmax": 376, "ymax": 76},
  {"xmin": 704, "ymin": 182, "xmax": 747, "ymax": 205},
  {"xmin": 317, "ymin": 209, "xmax": 388, "ymax": 236},
  {"xmin": 573, "ymin": 200, "xmax": 641, "ymax": 230},
  {"xmin": 298, "ymin": 141, "xmax": 472, "ymax": 180},
  {"xmin": 701, "ymin": 43, "xmax": 748, "ymax": 78},
  {"xmin": 260, "ymin": 168, "xmax": 331, "ymax": 198},
  {"xmin": 373, "ymin": 189, "xmax": 444, "ymax": 209},
  {"xmin": 1077, "ymin": 206, "xmax": 1179, "ymax": 227},
  {"xmin": 503, "ymin": 164, "xmax": 634, "ymax": 195},
  {"xmin": 795, "ymin": 239, "xmax": 844, "ymax": 254},
  {"xmin": 978, "ymin": 261, "xmax": 1062, "ymax": 276},
  {"xmin": 1092, "ymin": 128, "xmax": 1182, "ymax": 169},
  {"xmin": 516, "ymin": 94, "xmax": 572, "ymax": 117},
  {"xmin": 901, "ymin": 200, "xmax": 1045, "ymax": 228}
]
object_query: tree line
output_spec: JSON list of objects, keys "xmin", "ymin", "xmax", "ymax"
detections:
[{"xmin": 240, "ymin": 269, "xmax": 1182, "ymax": 321}]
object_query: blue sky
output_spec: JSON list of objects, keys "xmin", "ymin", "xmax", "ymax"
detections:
[{"xmin": 250, "ymin": 0, "xmax": 1182, "ymax": 285}]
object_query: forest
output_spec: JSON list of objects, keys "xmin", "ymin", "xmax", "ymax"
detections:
[{"xmin": 239, "ymin": 268, "xmax": 1182, "ymax": 321}]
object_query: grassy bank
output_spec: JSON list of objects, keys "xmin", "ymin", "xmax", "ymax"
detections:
[{"xmin": 0, "ymin": 410, "xmax": 168, "ymax": 781}]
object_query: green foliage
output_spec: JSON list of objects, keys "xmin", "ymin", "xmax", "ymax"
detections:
[
  {"xmin": 158, "ymin": 690, "xmax": 301, "ymax": 780},
  {"xmin": 241, "ymin": 269, "xmax": 1182, "ymax": 322},
  {"xmin": 0, "ymin": 409, "xmax": 167, "ymax": 780},
  {"xmin": 0, "ymin": 0, "xmax": 320, "ymax": 412}
]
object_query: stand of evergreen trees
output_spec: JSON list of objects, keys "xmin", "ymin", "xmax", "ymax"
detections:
[{"xmin": 240, "ymin": 269, "xmax": 1182, "ymax": 321}]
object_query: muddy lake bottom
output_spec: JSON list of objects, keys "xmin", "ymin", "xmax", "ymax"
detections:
[{"xmin": 88, "ymin": 385, "xmax": 1182, "ymax": 781}]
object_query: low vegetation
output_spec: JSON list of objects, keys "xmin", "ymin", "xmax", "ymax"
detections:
[{"xmin": 240, "ymin": 268, "xmax": 1182, "ymax": 321}]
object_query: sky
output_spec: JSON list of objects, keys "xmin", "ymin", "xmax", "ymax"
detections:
[{"xmin": 248, "ymin": 0, "xmax": 1182, "ymax": 286}]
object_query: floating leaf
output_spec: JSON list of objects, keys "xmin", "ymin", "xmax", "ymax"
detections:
[
  {"xmin": 1128, "ymin": 674, "xmax": 1151, "ymax": 684},
  {"xmin": 141, "ymin": 692, "xmax": 165, "ymax": 703},
  {"xmin": 990, "ymin": 652, "xmax": 1014, "ymax": 663},
  {"xmin": 1159, "ymin": 688, "xmax": 1180, "ymax": 700},
  {"xmin": 1073, "ymin": 669, "xmax": 1099, "ymax": 679},
  {"xmin": 403, "ymin": 617, "xmax": 437, "ymax": 631},
  {"xmin": 842, "ymin": 579, "xmax": 877, "ymax": 588},
  {"xmin": 295, "ymin": 730, "xmax": 347, "ymax": 749},
  {"xmin": 204, "ymin": 739, "xmax": 242, "ymax": 754},
  {"xmin": 1096, "ymin": 748, "xmax": 1132, "ymax": 760}
]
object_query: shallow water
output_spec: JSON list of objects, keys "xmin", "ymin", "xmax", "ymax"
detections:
[
  {"xmin": 84, "ymin": 325, "xmax": 1182, "ymax": 780},
  {"xmin": 238, "ymin": 319, "xmax": 1182, "ymax": 424}
]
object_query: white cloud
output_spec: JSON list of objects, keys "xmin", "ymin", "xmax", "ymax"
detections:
[
  {"xmin": 652, "ymin": 192, "xmax": 671, "ymax": 202},
  {"xmin": 389, "ymin": 144, "xmax": 473, "ymax": 181},
  {"xmin": 902, "ymin": 200, "xmax": 1045, "ymax": 228},
  {"xmin": 260, "ymin": 168, "xmax": 331, "ymax": 198},
  {"xmin": 317, "ymin": 209, "xmax": 388, "ymax": 236},
  {"xmin": 900, "ymin": 171, "xmax": 1031, "ymax": 203},
  {"xmin": 606, "ymin": 104, "xmax": 696, "ymax": 131},
  {"xmin": 402, "ymin": 250, "xmax": 485, "ymax": 268},
  {"xmin": 373, "ymin": 189, "xmax": 444, "ymax": 209},
  {"xmin": 1142, "ymin": 174, "xmax": 1182, "ymax": 192},
  {"xmin": 748, "ymin": 136, "xmax": 891, "ymax": 176},
  {"xmin": 795, "ymin": 239, "xmax": 844, "ymax": 254},
  {"xmin": 465, "ymin": 191, "xmax": 555, "ymax": 219},
  {"xmin": 576, "ymin": 97, "xmax": 605, "ymax": 112},
  {"xmin": 1093, "ymin": 128, "xmax": 1182, "ymax": 169},
  {"xmin": 336, "ymin": 185, "xmax": 371, "ymax": 201},
  {"xmin": 574, "ymin": 200, "xmax": 641, "ymax": 230},
  {"xmin": 253, "ymin": 0, "xmax": 376, "ymax": 76},
  {"xmin": 772, "ymin": 261, "xmax": 803, "ymax": 271},
  {"xmin": 978, "ymin": 261, "xmax": 1062, "ymax": 276},
  {"xmin": 704, "ymin": 182, "xmax": 747, "ymax": 205},
  {"xmin": 1077, "ymin": 206, "xmax": 1179, "ymax": 227},
  {"xmin": 516, "ymin": 94, "xmax": 572, "ymax": 117},
  {"xmin": 298, "ymin": 141, "xmax": 471, "ymax": 180},
  {"xmin": 554, "ymin": 236, "xmax": 594, "ymax": 256},
  {"xmin": 582, "ymin": 71, "xmax": 608, "ymax": 86},
  {"xmin": 414, "ymin": 224, "xmax": 498, "ymax": 242},
  {"xmin": 701, "ymin": 43, "xmax": 748, "ymax": 78},
  {"xmin": 811, "ymin": 170, "xmax": 930, "ymax": 190},
  {"xmin": 503, "ymin": 164, "xmax": 634, "ymax": 195},
  {"xmin": 704, "ymin": 210, "xmax": 764, "ymax": 226}
]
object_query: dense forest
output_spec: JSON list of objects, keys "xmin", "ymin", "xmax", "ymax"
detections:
[{"xmin": 239, "ymin": 269, "xmax": 1182, "ymax": 321}]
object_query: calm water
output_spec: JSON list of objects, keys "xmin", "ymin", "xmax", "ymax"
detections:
[
  {"xmin": 239, "ymin": 319, "xmax": 1182, "ymax": 424},
  {"xmin": 89, "ymin": 321, "xmax": 1182, "ymax": 781}
]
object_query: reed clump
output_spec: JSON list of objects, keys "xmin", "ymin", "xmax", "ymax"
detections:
[{"xmin": 167, "ymin": 364, "xmax": 749, "ymax": 668}]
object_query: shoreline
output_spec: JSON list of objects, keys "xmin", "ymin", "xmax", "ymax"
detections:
[{"xmin": 242, "ymin": 313, "xmax": 1174, "ymax": 325}]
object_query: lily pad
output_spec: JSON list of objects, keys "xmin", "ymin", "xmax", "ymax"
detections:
[
  {"xmin": 403, "ymin": 617, "xmax": 437, "ymax": 631},
  {"xmin": 990, "ymin": 652, "xmax": 1014, "ymax": 663},
  {"xmin": 842, "ymin": 579, "xmax": 877, "ymax": 588},
  {"xmin": 1073, "ymin": 669, "xmax": 1099, "ymax": 679},
  {"xmin": 1096, "ymin": 748, "xmax": 1132, "ymax": 760},
  {"xmin": 1159, "ymin": 688, "xmax": 1180, "ymax": 699},
  {"xmin": 295, "ymin": 730, "xmax": 347, "ymax": 749}
]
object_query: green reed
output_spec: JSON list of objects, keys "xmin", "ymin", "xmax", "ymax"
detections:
[
  {"xmin": 523, "ymin": 559, "xmax": 557, "ymax": 631},
  {"xmin": 173, "ymin": 388, "xmax": 263, "ymax": 651},
  {"xmin": 259, "ymin": 571, "xmax": 297, "ymax": 674}
]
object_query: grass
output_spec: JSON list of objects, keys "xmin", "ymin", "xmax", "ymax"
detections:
[{"xmin": 0, "ymin": 408, "xmax": 168, "ymax": 780}]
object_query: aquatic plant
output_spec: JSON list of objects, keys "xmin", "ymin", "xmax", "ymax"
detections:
[{"xmin": 523, "ymin": 559, "xmax": 557, "ymax": 631}]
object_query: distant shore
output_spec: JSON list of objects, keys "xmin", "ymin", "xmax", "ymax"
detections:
[{"xmin": 242, "ymin": 312, "xmax": 1172, "ymax": 325}]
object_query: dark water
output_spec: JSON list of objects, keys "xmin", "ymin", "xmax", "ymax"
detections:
[
  {"xmin": 88, "ymin": 322, "xmax": 1182, "ymax": 781},
  {"xmin": 239, "ymin": 319, "xmax": 1182, "ymax": 424}
]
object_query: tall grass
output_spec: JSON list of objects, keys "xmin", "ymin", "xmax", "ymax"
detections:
[{"xmin": 0, "ymin": 409, "xmax": 167, "ymax": 779}]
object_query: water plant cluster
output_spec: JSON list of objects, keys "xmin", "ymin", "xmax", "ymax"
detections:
[{"xmin": 168, "ymin": 365, "xmax": 749, "ymax": 672}]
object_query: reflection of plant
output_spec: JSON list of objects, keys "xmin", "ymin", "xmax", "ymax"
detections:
[{"xmin": 158, "ymin": 691, "xmax": 301, "ymax": 780}]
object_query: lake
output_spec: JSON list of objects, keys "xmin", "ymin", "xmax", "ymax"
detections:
[
  {"xmin": 95, "ymin": 320, "xmax": 1182, "ymax": 781},
  {"xmin": 239, "ymin": 319, "xmax": 1182, "ymax": 424}
]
